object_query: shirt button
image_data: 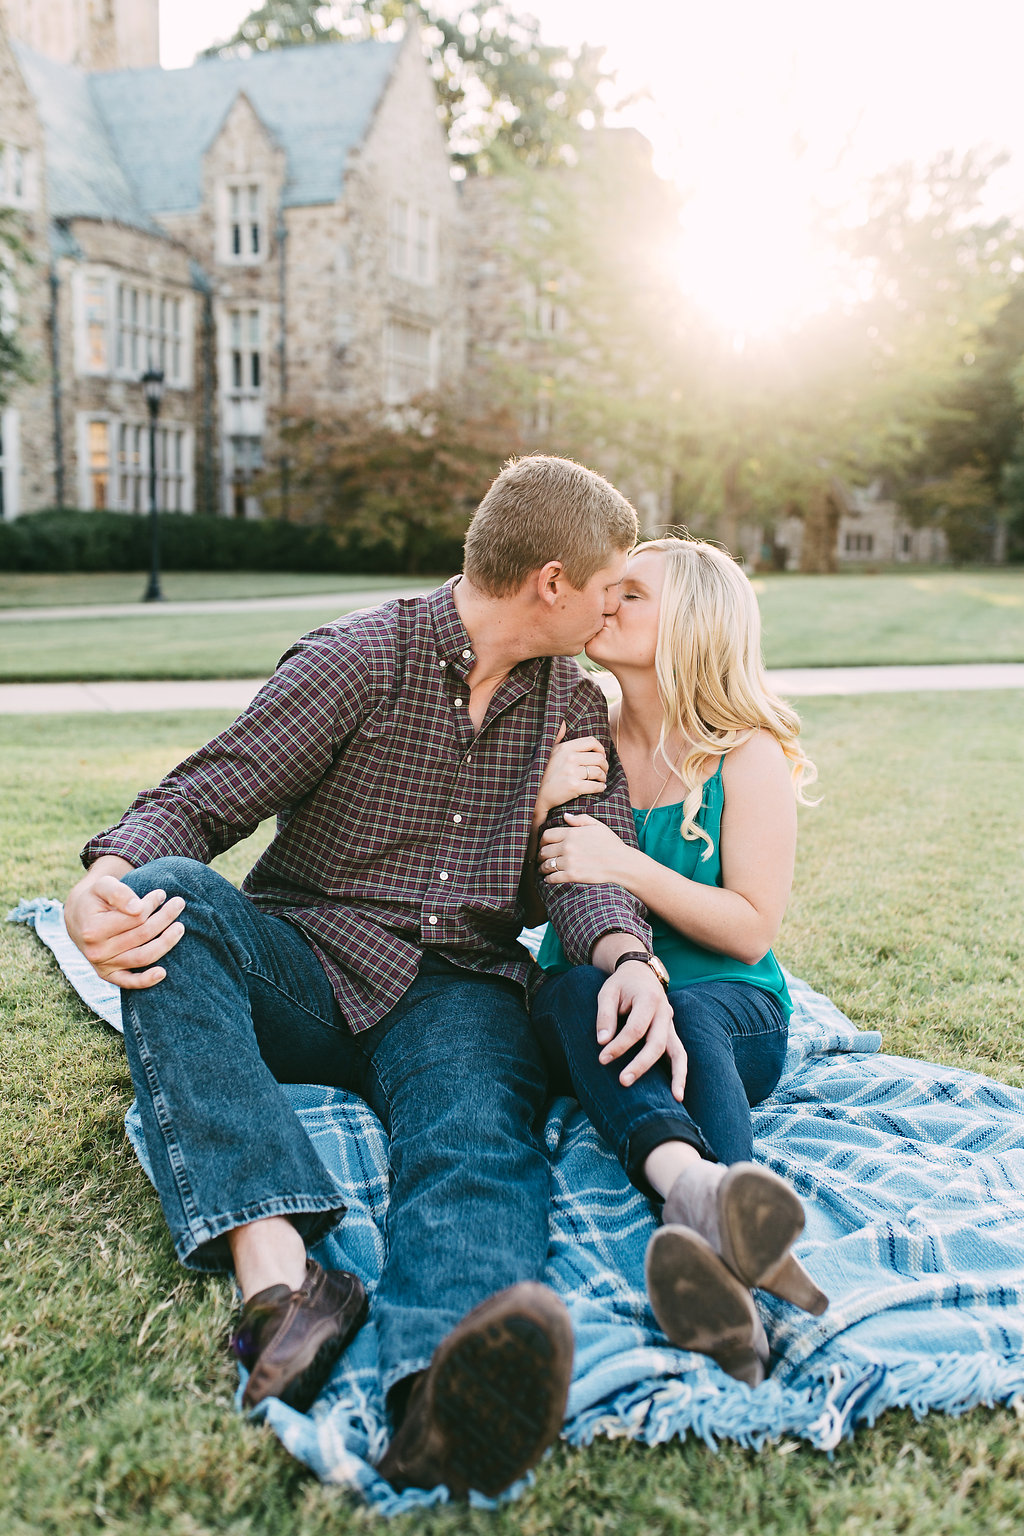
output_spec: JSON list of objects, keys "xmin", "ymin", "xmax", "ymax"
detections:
[
  {"xmin": 428, "ymin": 915, "xmax": 438, "ymax": 925},
  {"xmin": 453, "ymin": 814, "xmax": 463, "ymax": 824},
  {"xmin": 438, "ymin": 659, "xmax": 446, "ymax": 668},
  {"xmin": 465, "ymin": 756, "xmax": 472, "ymax": 765},
  {"xmin": 462, "ymin": 649, "xmax": 472, "ymax": 660},
  {"xmin": 454, "ymin": 698, "xmax": 464, "ymax": 707},
  {"xmin": 438, "ymin": 871, "xmax": 449, "ymax": 881}
]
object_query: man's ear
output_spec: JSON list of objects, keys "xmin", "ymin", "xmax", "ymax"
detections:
[{"xmin": 535, "ymin": 560, "xmax": 566, "ymax": 607}]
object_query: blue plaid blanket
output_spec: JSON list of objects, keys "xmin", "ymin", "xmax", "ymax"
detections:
[{"xmin": 12, "ymin": 897, "xmax": 1024, "ymax": 1516}]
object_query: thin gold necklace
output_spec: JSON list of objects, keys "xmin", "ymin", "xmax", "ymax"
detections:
[{"xmin": 614, "ymin": 718, "xmax": 684, "ymax": 831}]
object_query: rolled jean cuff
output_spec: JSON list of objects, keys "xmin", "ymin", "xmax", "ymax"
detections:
[
  {"xmin": 173, "ymin": 1195, "xmax": 347, "ymax": 1273},
  {"xmin": 626, "ymin": 1113, "xmax": 716, "ymax": 1200}
]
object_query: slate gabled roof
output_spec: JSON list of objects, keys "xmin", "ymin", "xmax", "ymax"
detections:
[
  {"xmin": 14, "ymin": 42, "xmax": 160, "ymax": 232},
  {"xmin": 13, "ymin": 36, "xmax": 403, "ymax": 229},
  {"xmin": 91, "ymin": 39, "xmax": 402, "ymax": 216}
]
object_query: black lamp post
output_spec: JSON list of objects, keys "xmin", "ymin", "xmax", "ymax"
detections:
[{"xmin": 141, "ymin": 367, "xmax": 165, "ymax": 603}]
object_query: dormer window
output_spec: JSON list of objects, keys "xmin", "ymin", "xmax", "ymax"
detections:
[{"xmin": 222, "ymin": 181, "xmax": 265, "ymax": 264}]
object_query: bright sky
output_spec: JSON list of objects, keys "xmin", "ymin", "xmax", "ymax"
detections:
[{"xmin": 161, "ymin": 1, "xmax": 1024, "ymax": 337}]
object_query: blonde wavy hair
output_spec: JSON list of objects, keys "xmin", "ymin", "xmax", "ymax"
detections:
[{"xmin": 634, "ymin": 537, "xmax": 818, "ymax": 857}]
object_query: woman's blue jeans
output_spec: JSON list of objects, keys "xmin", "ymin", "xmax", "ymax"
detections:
[
  {"xmin": 531, "ymin": 965, "xmax": 788, "ymax": 1195},
  {"xmin": 118, "ymin": 858, "xmax": 551, "ymax": 1397}
]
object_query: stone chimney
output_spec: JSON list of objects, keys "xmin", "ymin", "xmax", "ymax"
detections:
[{"xmin": 0, "ymin": 0, "xmax": 160, "ymax": 71}]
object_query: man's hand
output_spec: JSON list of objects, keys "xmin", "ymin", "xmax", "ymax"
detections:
[
  {"xmin": 64, "ymin": 856, "xmax": 186, "ymax": 990},
  {"xmin": 595, "ymin": 962, "xmax": 687, "ymax": 1100}
]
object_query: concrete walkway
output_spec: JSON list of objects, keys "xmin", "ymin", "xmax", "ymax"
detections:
[
  {"xmin": 1, "ymin": 663, "xmax": 1022, "ymax": 715},
  {"xmin": 0, "ymin": 583, "xmax": 434, "ymax": 623}
]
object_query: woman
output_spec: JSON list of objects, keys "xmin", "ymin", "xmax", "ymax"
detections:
[{"xmin": 530, "ymin": 537, "xmax": 824, "ymax": 1387}]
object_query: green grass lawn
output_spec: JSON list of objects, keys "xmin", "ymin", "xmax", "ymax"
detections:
[
  {"xmin": 0, "ymin": 571, "xmax": 438, "ymax": 608},
  {"xmin": 0, "ymin": 568, "xmax": 1022, "ymax": 682},
  {"xmin": 3, "ymin": 690, "xmax": 1023, "ymax": 1535},
  {"xmin": 754, "ymin": 569, "xmax": 1024, "ymax": 669}
]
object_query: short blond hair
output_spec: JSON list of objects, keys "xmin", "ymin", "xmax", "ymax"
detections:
[
  {"xmin": 463, "ymin": 455, "xmax": 638, "ymax": 596},
  {"xmin": 636, "ymin": 538, "xmax": 818, "ymax": 855}
]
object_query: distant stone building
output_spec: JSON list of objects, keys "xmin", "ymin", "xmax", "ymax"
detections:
[
  {"xmin": 762, "ymin": 482, "xmax": 947, "ymax": 572},
  {"xmin": 0, "ymin": 4, "xmax": 462, "ymax": 518}
]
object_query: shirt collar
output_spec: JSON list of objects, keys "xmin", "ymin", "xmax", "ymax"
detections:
[
  {"xmin": 427, "ymin": 578, "xmax": 544, "ymax": 686},
  {"xmin": 428, "ymin": 579, "xmax": 477, "ymax": 673}
]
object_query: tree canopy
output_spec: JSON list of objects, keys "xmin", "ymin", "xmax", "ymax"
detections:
[{"xmin": 203, "ymin": 1, "xmax": 610, "ymax": 173}]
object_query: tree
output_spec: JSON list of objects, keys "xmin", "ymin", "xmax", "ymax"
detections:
[
  {"xmin": 906, "ymin": 284, "xmax": 1024, "ymax": 562},
  {"xmin": 469, "ymin": 128, "xmax": 687, "ymax": 515},
  {"xmin": 204, "ymin": 1, "xmax": 610, "ymax": 174},
  {"xmin": 265, "ymin": 393, "xmax": 522, "ymax": 571},
  {"xmin": 667, "ymin": 152, "xmax": 1024, "ymax": 569}
]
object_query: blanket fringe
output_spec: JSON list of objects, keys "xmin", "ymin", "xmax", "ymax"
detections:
[{"xmin": 566, "ymin": 1349, "xmax": 1024, "ymax": 1458}]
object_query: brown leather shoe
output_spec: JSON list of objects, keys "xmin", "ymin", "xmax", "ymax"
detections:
[
  {"xmin": 230, "ymin": 1258, "xmax": 368, "ymax": 1412},
  {"xmin": 376, "ymin": 1282, "xmax": 574, "ymax": 1498}
]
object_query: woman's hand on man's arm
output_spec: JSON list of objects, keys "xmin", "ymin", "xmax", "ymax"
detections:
[
  {"xmin": 531, "ymin": 728, "xmax": 609, "ymax": 830},
  {"xmin": 538, "ymin": 812, "xmax": 643, "ymax": 887}
]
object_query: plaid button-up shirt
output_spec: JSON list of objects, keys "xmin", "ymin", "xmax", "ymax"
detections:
[{"xmin": 82, "ymin": 582, "xmax": 651, "ymax": 1031}]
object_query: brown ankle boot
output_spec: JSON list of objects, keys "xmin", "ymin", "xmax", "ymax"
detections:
[
  {"xmin": 645, "ymin": 1224, "xmax": 769, "ymax": 1387},
  {"xmin": 664, "ymin": 1161, "xmax": 827, "ymax": 1316}
]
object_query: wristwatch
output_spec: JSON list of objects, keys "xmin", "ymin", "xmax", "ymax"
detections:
[{"xmin": 613, "ymin": 950, "xmax": 670, "ymax": 989}]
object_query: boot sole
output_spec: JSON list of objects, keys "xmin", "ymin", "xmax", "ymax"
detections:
[
  {"xmin": 718, "ymin": 1165, "xmax": 802, "ymax": 1281},
  {"xmin": 717, "ymin": 1165, "xmax": 829, "ymax": 1315},
  {"xmin": 385, "ymin": 1283, "xmax": 573, "ymax": 1498},
  {"xmin": 646, "ymin": 1225, "xmax": 766, "ymax": 1387}
]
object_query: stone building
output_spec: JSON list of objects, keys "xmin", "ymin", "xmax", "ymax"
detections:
[
  {"xmin": 763, "ymin": 482, "xmax": 948, "ymax": 572},
  {"xmin": 0, "ymin": 4, "xmax": 462, "ymax": 518}
]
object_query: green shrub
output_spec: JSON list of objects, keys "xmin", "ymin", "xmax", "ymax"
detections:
[{"xmin": 0, "ymin": 510, "xmax": 460, "ymax": 575}]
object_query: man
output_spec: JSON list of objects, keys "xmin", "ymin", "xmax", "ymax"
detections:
[{"xmin": 65, "ymin": 455, "xmax": 675, "ymax": 1497}]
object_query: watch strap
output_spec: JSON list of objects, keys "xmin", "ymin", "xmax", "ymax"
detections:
[
  {"xmin": 613, "ymin": 949, "xmax": 670, "ymax": 989},
  {"xmin": 613, "ymin": 950, "xmax": 654, "ymax": 972}
]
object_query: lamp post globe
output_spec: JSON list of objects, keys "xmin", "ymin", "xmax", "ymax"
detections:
[{"xmin": 141, "ymin": 367, "xmax": 165, "ymax": 603}]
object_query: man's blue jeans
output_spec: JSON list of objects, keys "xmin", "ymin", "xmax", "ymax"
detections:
[
  {"xmin": 119, "ymin": 858, "xmax": 551, "ymax": 1396},
  {"xmin": 531, "ymin": 966, "xmax": 788, "ymax": 1195}
]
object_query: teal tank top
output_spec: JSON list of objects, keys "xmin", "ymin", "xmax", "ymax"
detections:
[{"xmin": 536, "ymin": 759, "xmax": 793, "ymax": 1017}]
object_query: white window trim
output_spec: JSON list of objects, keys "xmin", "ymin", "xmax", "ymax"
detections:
[
  {"xmin": 0, "ymin": 144, "xmax": 38, "ymax": 211},
  {"xmin": 76, "ymin": 411, "xmax": 194, "ymax": 513},
  {"xmin": 218, "ymin": 178, "xmax": 269, "ymax": 267},
  {"xmin": 387, "ymin": 198, "xmax": 438, "ymax": 288},
  {"xmin": 383, "ymin": 316, "xmax": 438, "ymax": 405},
  {"xmin": 72, "ymin": 268, "xmax": 113, "ymax": 378},
  {"xmin": 113, "ymin": 283, "xmax": 194, "ymax": 390},
  {"xmin": 0, "ymin": 406, "xmax": 21, "ymax": 521},
  {"xmin": 77, "ymin": 411, "xmax": 110, "ymax": 509},
  {"xmin": 220, "ymin": 301, "xmax": 266, "ymax": 400}
]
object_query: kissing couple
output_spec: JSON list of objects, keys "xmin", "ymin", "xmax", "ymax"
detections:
[{"xmin": 66, "ymin": 454, "xmax": 825, "ymax": 1498}]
